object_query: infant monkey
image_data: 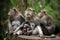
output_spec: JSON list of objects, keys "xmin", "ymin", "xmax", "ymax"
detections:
[{"xmin": 22, "ymin": 21, "xmax": 32, "ymax": 35}]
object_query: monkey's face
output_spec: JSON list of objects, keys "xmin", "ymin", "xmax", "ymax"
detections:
[
  {"xmin": 24, "ymin": 24, "xmax": 30, "ymax": 28},
  {"xmin": 8, "ymin": 8, "xmax": 21, "ymax": 20},
  {"xmin": 38, "ymin": 13, "xmax": 44, "ymax": 19},
  {"xmin": 25, "ymin": 10, "xmax": 33, "ymax": 18},
  {"xmin": 38, "ymin": 10, "xmax": 46, "ymax": 18},
  {"xmin": 24, "ymin": 8, "xmax": 35, "ymax": 18}
]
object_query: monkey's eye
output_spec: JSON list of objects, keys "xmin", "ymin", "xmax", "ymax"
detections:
[
  {"xmin": 44, "ymin": 11, "xmax": 45, "ymax": 13},
  {"xmin": 33, "ymin": 10, "xmax": 35, "ymax": 12},
  {"xmin": 13, "ymin": 9, "xmax": 15, "ymax": 11},
  {"xmin": 28, "ymin": 9, "xmax": 31, "ymax": 11}
]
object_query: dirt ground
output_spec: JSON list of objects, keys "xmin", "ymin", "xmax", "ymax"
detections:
[{"xmin": 6, "ymin": 35, "xmax": 60, "ymax": 40}]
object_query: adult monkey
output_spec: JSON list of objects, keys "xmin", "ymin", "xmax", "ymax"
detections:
[
  {"xmin": 38, "ymin": 9, "xmax": 55, "ymax": 36},
  {"xmin": 24, "ymin": 7, "xmax": 40, "ymax": 25},
  {"xmin": 6, "ymin": 7, "xmax": 25, "ymax": 35},
  {"xmin": 24, "ymin": 7, "xmax": 44, "ymax": 37}
]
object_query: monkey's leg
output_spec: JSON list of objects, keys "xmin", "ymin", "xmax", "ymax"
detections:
[
  {"xmin": 14, "ymin": 30, "xmax": 22, "ymax": 35},
  {"xmin": 37, "ymin": 26, "xmax": 44, "ymax": 37},
  {"xmin": 32, "ymin": 25, "xmax": 44, "ymax": 37},
  {"xmin": 32, "ymin": 27, "xmax": 38, "ymax": 35}
]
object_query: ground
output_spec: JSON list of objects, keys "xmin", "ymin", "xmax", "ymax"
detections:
[{"xmin": 6, "ymin": 35, "xmax": 60, "ymax": 40}]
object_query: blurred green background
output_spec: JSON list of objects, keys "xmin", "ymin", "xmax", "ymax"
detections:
[{"xmin": 0, "ymin": 0, "xmax": 60, "ymax": 40}]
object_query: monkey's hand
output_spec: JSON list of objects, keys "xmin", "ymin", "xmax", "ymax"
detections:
[
  {"xmin": 46, "ymin": 26, "xmax": 52, "ymax": 30},
  {"xmin": 27, "ymin": 30, "xmax": 33, "ymax": 35}
]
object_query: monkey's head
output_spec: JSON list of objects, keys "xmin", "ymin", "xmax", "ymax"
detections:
[
  {"xmin": 24, "ymin": 21, "xmax": 30, "ymax": 28},
  {"xmin": 8, "ymin": 7, "xmax": 21, "ymax": 17},
  {"xmin": 41, "ymin": 9, "xmax": 46, "ymax": 15},
  {"xmin": 8, "ymin": 8, "xmax": 22, "ymax": 22},
  {"xmin": 24, "ymin": 8, "xmax": 36, "ymax": 18},
  {"xmin": 8, "ymin": 8, "xmax": 17, "ymax": 16},
  {"xmin": 38, "ymin": 9, "xmax": 47, "ymax": 18}
]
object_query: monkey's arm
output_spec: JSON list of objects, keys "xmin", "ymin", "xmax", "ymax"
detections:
[
  {"xmin": 14, "ymin": 23, "xmax": 24, "ymax": 33},
  {"xmin": 6, "ymin": 19, "xmax": 13, "ymax": 34},
  {"xmin": 46, "ymin": 19, "xmax": 55, "ymax": 29},
  {"xmin": 20, "ymin": 16, "xmax": 25, "ymax": 24},
  {"xmin": 45, "ymin": 19, "xmax": 55, "ymax": 33}
]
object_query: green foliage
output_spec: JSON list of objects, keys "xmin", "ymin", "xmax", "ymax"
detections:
[
  {"xmin": 55, "ymin": 12, "xmax": 60, "ymax": 31},
  {"xmin": 33, "ymin": 5, "xmax": 40, "ymax": 13},
  {"xmin": 50, "ymin": 0, "xmax": 60, "ymax": 31},
  {"xmin": 10, "ymin": 0, "xmax": 20, "ymax": 8},
  {"xmin": 45, "ymin": 5, "xmax": 56, "ymax": 18}
]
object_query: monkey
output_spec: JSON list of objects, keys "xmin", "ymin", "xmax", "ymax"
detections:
[
  {"xmin": 6, "ymin": 7, "xmax": 25, "ymax": 35},
  {"xmin": 24, "ymin": 7, "xmax": 40, "ymax": 25},
  {"xmin": 24, "ymin": 7, "xmax": 44, "ymax": 37},
  {"xmin": 38, "ymin": 9, "xmax": 55, "ymax": 36},
  {"xmin": 24, "ymin": 7, "xmax": 40, "ymax": 29}
]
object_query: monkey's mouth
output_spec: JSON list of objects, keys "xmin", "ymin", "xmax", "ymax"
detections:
[{"xmin": 26, "ymin": 15, "xmax": 32, "ymax": 18}]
